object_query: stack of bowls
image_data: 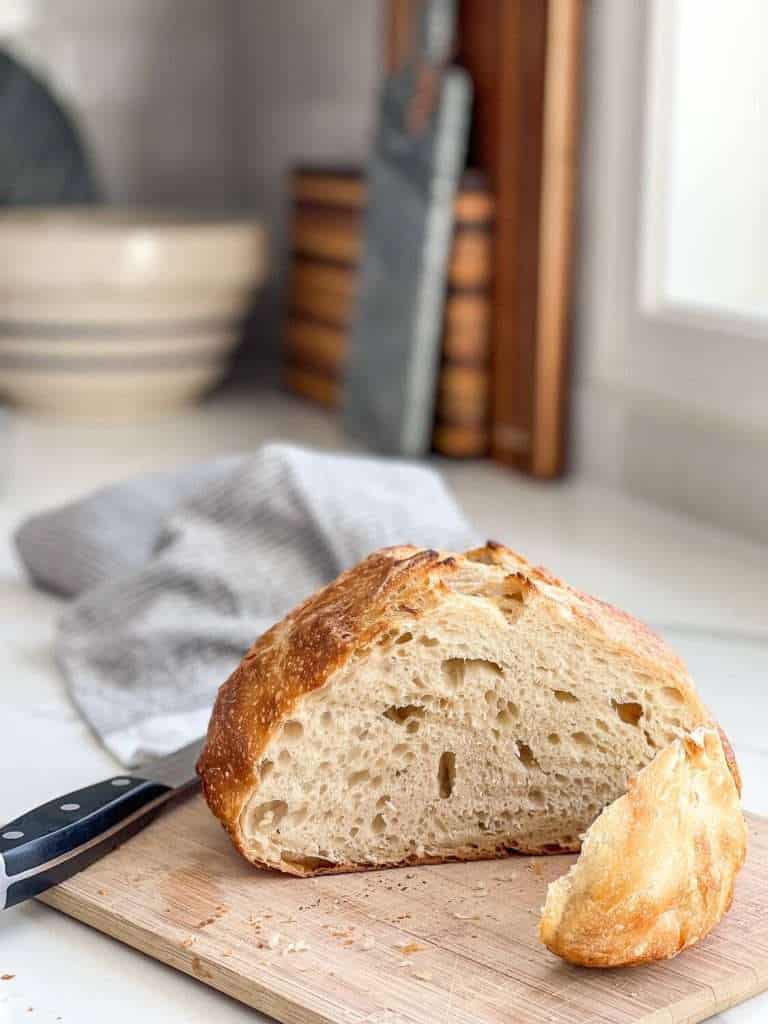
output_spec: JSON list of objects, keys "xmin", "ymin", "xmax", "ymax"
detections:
[{"xmin": 0, "ymin": 208, "xmax": 266, "ymax": 418}]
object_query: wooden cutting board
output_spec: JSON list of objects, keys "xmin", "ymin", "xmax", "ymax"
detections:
[{"xmin": 39, "ymin": 797, "xmax": 768, "ymax": 1024}]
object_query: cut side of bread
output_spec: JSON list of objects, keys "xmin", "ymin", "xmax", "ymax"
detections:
[
  {"xmin": 539, "ymin": 727, "xmax": 747, "ymax": 967},
  {"xmin": 198, "ymin": 543, "xmax": 725, "ymax": 876}
]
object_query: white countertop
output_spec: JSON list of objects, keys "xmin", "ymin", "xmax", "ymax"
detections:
[{"xmin": 0, "ymin": 391, "xmax": 766, "ymax": 1023}]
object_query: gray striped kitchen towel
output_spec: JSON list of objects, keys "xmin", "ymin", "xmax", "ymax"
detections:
[{"xmin": 15, "ymin": 444, "xmax": 476, "ymax": 765}]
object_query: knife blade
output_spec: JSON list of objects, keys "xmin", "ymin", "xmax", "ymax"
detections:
[{"xmin": 0, "ymin": 736, "xmax": 203, "ymax": 910}]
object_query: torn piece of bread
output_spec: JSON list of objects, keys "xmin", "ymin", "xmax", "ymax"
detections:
[
  {"xmin": 539, "ymin": 727, "xmax": 747, "ymax": 967},
  {"xmin": 197, "ymin": 542, "xmax": 723, "ymax": 876}
]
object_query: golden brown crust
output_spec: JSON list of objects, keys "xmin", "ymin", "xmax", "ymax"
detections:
[
  {"xmin": 539, "ymin": 728, "xmax": 747, "ymax": 967},
  {"xmin": 198, "ymin": 541, "xmax": 734, "ymax": 872},
  {"xmin": 716, "ymin": 724, "xmax": 742, "ymax": 796}
]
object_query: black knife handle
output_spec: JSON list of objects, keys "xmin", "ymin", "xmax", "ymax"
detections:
[{"xmin": 1, "ymin": 776, "xmax": 173, "ymax": 909}]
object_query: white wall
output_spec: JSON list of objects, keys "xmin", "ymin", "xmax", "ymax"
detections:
[
  {"xmin": 233, "ymin": 1, "xmax": 382, "ymax": 369},
  {"xmin": 3, "ymin": 1, "xmax": 241, "ymax": 208},
  {"xmin": 664, "ymin": 0, "xmax": 768, "ymax": 319},
  {"xmin": 3, "ymin": 0, "xmax": 381, "ymax": 206},
  {"xmin": 2, "ymin": 0, "xmax": 382, "ymax": 369},
  {"xmin": 572, "ymin": 0, "xmax": 768, "ymax": 545}
]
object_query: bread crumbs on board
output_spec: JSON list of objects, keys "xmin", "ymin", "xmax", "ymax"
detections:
[
  {"xmin": 396, "ymin": 942, "xmax": 425, "ymax": 955},
  {"xmin": 282, "ymin": 941, "xmax": 310, "ymax": 955}
]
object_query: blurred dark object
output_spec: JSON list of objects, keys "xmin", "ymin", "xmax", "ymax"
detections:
[
  {"xmin": 0, "ymin": 50, "xmax": 100, "ymax": 206},
  {"xmin": 342, "ymin": 0, "xmax": 471, "ymax": 457},
  {"xmin": 388, "ymin": 1, "xmax": 583, "ymax": 478},
  {"xmin": 283, "ymin": 167, "xmax": 493, "ymax": 458}
]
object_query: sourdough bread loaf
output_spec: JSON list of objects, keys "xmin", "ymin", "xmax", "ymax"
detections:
[
  {"xmin": 197, "ymin": 543, "xmax": 722, "ymax": 875},
  {"xmin": 539, "ymin": 727, "xmax": 746, "ymax": 966}
]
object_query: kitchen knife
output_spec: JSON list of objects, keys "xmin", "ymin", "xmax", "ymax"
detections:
[{"xmin": 0, "ymin": 737, "xmax": 203, "ymax": 910}]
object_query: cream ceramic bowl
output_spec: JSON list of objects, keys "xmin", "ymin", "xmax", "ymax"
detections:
[{"xmin": 0, "ymin": 208, "xmax": 267, "ymax": 418}]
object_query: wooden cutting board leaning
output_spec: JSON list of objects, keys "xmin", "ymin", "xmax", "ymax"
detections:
[{"xmin": 39, "ymin": 794, "xmax": 768, "ymax": 1024}]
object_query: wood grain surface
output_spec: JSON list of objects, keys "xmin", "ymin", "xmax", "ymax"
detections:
[
  {"xmin": 531, "ymin": 0, "xmax": 583, "ymax": 478},
  {"xmin": 39, "ymin": 797, "xmax": 768, "ymax": 1024},
  {"xmin": 283, "ymin": 166, "xmax": 494, "ymax": 456},
  {"xmin": 293, "ymin": 168, "xmax": 495, "ymax": 223}
]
